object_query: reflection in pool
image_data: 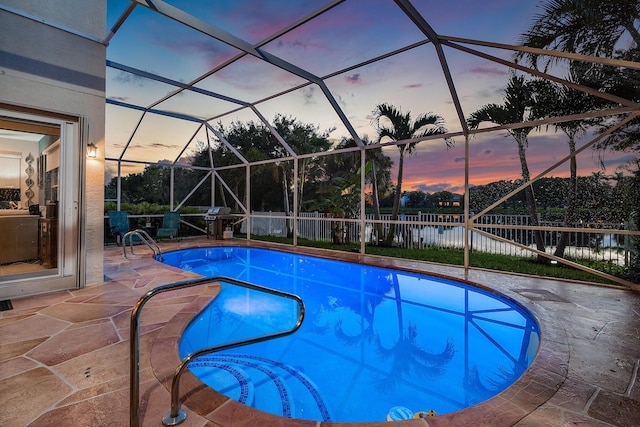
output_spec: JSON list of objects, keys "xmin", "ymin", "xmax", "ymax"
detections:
[{"xmin": 161, "ymin": 247, "xmax": 539, "ymax": 423}]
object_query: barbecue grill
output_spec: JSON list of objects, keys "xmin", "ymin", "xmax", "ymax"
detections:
[{"xmin": 204, "ymin": 206, "xmax": 233, "ymax": 239}]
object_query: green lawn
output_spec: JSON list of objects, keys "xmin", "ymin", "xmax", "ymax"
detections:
[{"xmin": 250, "ymin": 235, "xmax": 623, "ymax": 286}]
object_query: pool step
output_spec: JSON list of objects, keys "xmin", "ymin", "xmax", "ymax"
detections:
[{"xmin": 189, "ymin": 353, "xmax": 333, "ymax": 422}]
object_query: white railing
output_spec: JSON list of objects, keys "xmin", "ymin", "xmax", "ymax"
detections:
[{"xmin": 242, "ymin": 211, "xmax": 632, "ymax": 267}]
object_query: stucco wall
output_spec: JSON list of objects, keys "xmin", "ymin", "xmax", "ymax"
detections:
[{"xmin": 0, "ymin": 0, "xmax": 106, "ymax": 286}]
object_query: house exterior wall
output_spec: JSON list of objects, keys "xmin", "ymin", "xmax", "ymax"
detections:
[{"xmin": 0, "ymin": 0, "xmax": 106, "ymax": 286}]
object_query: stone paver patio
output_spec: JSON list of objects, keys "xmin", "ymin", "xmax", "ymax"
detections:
[{"xmin": 1, "ymin": 238, "xmax": 639, "ymax": 426}]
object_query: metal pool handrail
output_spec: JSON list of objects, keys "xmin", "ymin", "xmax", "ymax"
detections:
[
  {"xmin": 122, "ymin": 228, "xmax": 162, "ymax": 260},
  {"xmin": 129, "ymin": 276, "xmax": 305, "ymax": 427}
]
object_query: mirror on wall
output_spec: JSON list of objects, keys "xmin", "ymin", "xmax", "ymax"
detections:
[
  {"xmin": 0, "ymin": 153, "xmax": 21, "ymax": 187},
  {"xmin": 0, "ymin": 153, "xmax": 21, "ymax": 207}
]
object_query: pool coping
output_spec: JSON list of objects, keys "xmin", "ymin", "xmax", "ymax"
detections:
[{"xmin": 150, "ymin": 243, "xmax": 569, "ymax": 426}]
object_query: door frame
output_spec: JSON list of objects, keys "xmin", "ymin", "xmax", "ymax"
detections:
[{"xmin": 0, "ymin": 108, "xmax": 82, "ymax": 299}]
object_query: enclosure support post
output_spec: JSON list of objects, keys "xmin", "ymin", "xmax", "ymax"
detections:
[
  {"xmin": 360, "ymin": 147, "xmax": 366, "ymax": 254},
  {"xmin": 463, "ymin": 135, "xmax": 470, "ymax": 270}
]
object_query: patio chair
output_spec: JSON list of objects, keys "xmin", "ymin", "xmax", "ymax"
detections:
[
  {"xmin": 156, "ymin": 211, "xmax": 180, "ymax": 241},
  {"xmin": 108, "ymin": 210, "xmax": 133, "ymax": 246},
  {"xmin": 108, "ymin": 210, "xmax": 144, "ymax": 246}
]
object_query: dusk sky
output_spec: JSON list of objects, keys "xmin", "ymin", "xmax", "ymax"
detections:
[{"xmin": 104, "ymin": 0, "xmax": 631, "ymax": 192}]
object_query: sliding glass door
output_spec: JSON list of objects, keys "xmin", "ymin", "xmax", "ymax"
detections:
[{"xmin": 0, "ymin": 109, "xmax": 80, "ymax": 298}]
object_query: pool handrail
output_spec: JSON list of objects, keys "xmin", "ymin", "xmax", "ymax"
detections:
[
  {"xmin": 129, "ymin": 276, "xmax": 305, "ymax": 427},
  {"xmin": 122, "ymin": 228, "xmax": 162, "ymax": 260}
]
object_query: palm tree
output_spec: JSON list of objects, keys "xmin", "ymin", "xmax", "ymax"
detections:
[
  {"xmin": 334, "ymin": 269, "xmax": 393, "ymax": 346},
  {"xmin": 529, "ymin": 72, "xmax": 599, "ymax": 258},
  {"xmin": 517, "ymin": 0, "xmax": 640, "ymax": 156},
  {"xmin": 518, "ymin": 1, "xmax": 640, "ymax": 156},
  {"xmin": 467, "ymin": 73, "xmax": 547, "ymax": 257},
  {"xmin": 372, "ymin": 103, "xmax": 452, "ymax": 246},
  {"xmin": 363, "ymin": 136, "xmax": 393, "ymax": 243},
  {"xmin": 373, "ymin": 273, "xmax": 455, "ymax": 391},
  {"xmin": 518, "ymin": 0, "xmax": 640, "ymax": 278},
  {"xmin": 517, "ymin": 0, "xmax": 640, "ymax": 69}
]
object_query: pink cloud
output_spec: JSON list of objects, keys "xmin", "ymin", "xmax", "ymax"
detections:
[
  {"xmin": 384, "ymin": 131, "xmax": 617, "ymax": 192},
  {"xmin": 346, "ymin": 73, "xmax": 361, "ymax": 84},
  {"xmin": 467, "ymin": 65, "xmax": 507, "ymax": 76}
]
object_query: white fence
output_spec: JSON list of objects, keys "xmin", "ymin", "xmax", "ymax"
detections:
[{"xmin": 242, "ymin": 211, "xmax": 632, "ymax": 267}]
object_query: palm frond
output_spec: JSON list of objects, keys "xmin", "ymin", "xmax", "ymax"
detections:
[
  {"xmin": 334, "ymin": 319, "xmax": 369, "ymax": 346},
  {"xmin": 410, "ymin": 338, "xmax": 456, "ymax": 367},
  {"xmin": 467, "ymin": 104, "xmax": 508, "ymax": 128},
  {"xmin": 517, "ymin": 0, "xmax": 640, "ymax": 68},
  {"xmin": 374, "ymin": 332, "xmax": 395, "ymax": 361}
]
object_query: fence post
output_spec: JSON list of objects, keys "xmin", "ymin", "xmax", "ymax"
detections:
[
  {"xmin": 314, "ymin": 211, "xmax": 319, "ymax": 240},
  {"xmin": 624, "ymin": 220, "xmax": 629, "ymax": 266}
]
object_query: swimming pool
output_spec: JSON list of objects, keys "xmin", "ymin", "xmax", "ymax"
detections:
[{"xmin": 161, "ymin": 246, "xmax": 539, "ymax": 423}]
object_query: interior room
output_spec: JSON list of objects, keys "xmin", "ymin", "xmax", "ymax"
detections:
[{"xmin": 0, "ymin": 124, "xmax": 60, "ymax": 278}]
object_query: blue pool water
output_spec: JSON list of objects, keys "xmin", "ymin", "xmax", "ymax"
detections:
[{"xmin": 161, "ymin": 247, "xmax": 539, "ymax": 423}]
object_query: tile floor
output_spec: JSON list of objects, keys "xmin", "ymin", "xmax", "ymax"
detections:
[
  {"xmin": 1, "ymin": 237, "xmax": 639, "ymax": 427},
  {"xmin": 0, "ymin": 261, "xmax": 49, "ymax": 277}
]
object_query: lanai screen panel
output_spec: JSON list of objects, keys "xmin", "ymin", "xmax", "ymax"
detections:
[
  {"xmin": 120, "ymin": 113, "xmax": 203, "ymax": 163},
  {"xmin": 105, "ymin": 103, "xmax": 144, "ymax": 160},
  {"xmin": 255, "ymin": 87, "xmax": 355, "ymax": 145},
  {"xmin": 324, "ymin": 44, "xmax": 464, "ymax": 137},
  {"xmin": 154, "ymin": 89, "xmax": 244, "ymax": 121},
  {"xmin": 107, "ymin": 3, "xmax": 242, "ymax": 83},
  {"xmin": 195, "ymin": 55, "xmax": 310, "ymax": 109},
  {"xmin": 103, "ymin": 0, "xmax": 640, "ymax": 286},
  {"xmin": 106, "ymin": 67, "xmax": 180, "ymax": 109},
  {"xmin": 162, "ymin": 0, "xmax": 329, "ymax": 45},
  {"xmin": 260, "ymin": 0, "xmax": 427, "ymax": 77},
  {"xmin": 415, "ymin": 1, "xmax": 539, "ymax": 44}
]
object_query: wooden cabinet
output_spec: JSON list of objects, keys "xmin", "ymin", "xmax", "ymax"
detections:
[
  {"xmin": 0, "ymin": 215, "xmax": 38, "ymax": 264},
  {"xmin": 39, "ymin": 218, "xmax": 57, "ymax": 268}
]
